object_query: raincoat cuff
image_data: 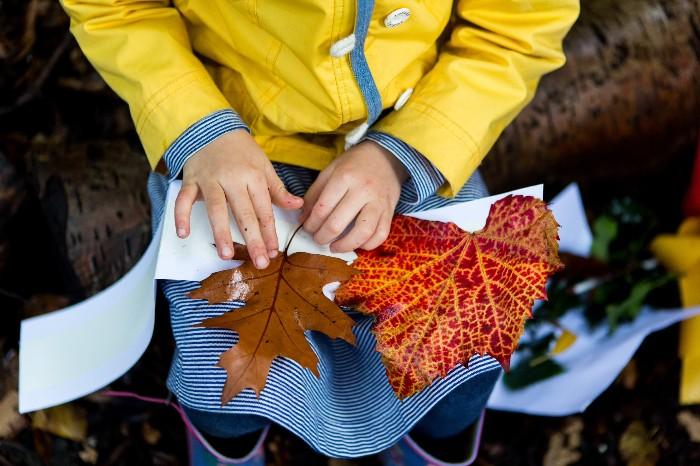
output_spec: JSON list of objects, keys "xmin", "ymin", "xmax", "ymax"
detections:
[
  {"xmin": 363, "ymin": 131, "xmax": 445, "ymax": 205},
  {"xmin": 163, "ymin": 109, "xmax": 250, "ymax": 180}
]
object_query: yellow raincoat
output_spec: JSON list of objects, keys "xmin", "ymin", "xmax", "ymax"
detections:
[{"xmin": 60, "ymin": 0, "xmax": 579, "ymax": 196}]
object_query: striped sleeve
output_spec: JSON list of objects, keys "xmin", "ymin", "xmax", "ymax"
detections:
[
  {"xmin": 163, "ymin": 109, "xmax": 250, "ymax": 179},
  {"xmin": 363, "ymin": 131, "xmax": 446, "ymax": 205}
]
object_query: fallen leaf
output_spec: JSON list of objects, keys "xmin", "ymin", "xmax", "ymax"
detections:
[
  {"xmin": 619, "ymin": 421, "xmax": 659, "ymax": 466},
  {"xmin": 31, "ymin": 404, "xmax": 87, "ymax": 442},
  {"xmin": 543, "ymin": 433, "xmax": 580, "ymax": 466},
  {"xmin": 336, "ymin": 195, "xmax": 562, "ymax": 398},
  {"xmin": 0, "ymin": 351, "xmax": 25, "ymax": 440},
  {"xmin": 550, "ymin": 328, "xmax": 577, "ymax": 356},
  {"xmin": 78, "ymin": 445, "xmax": 98, "ymax": 464},
  {"xmin": 0, "ymin": 391, "xmax": 27, "ymax": 439},
  {"xmin": 677, "ymin": 410, "xmax": 700, "ymax": 442},
  {"xmin": 142, "ymin": 421, "xmax": 161, "ymax": 445},
  {"xmin": 190, "ymin": 239, "xmax": 357, "ymax": 403},
  {"xmin": 618, "ymin": 359, "xmax": 638, "ymax": 390},
  {"xmin": 543, "ymin": 418, "xmax": 583, "ymax": 466},
  {"xmin": 328, "ymin": 460, "xmax": 361, "ymax": 466},
  {"xmin": 562, "ymin": 417, "xmax": 583, "ymax": 448}
]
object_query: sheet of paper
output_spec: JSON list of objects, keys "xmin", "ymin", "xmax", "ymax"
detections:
[
  {"xmin": 549, "ymin": 183, "xmax": 593, "ymax": 256},
  {"xmin": 407, "ymin": 185, "xmax": 543, "ymax": 227},
  {"xmin": 155, "ymin": 182, "xmax": 543, "ymax": 282},
  {"xmin": 487, "ymin": 305, "xmax": 700, "ymax": 416},
  {"xmin": 18, "ymin": 224, "xmax": 163, "ymax": 413},
  {"xmin": 154, "ymin": 181, "xmax": 356, "ymax": 282}
]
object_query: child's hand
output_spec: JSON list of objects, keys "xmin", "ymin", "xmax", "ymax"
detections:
[
  {"xmin": 175, "ymin": 130, "xmax": 303, "ymax": 268},
  {"xmin": 301, "ymin": 141, "xmax": 408, "ymax": 253}
]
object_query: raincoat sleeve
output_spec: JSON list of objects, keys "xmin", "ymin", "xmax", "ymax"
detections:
[
  {"xmin": 60, "ymin": 0, "xmax": 234, "ymax": 169},
  {"xmin": 371, "ymin": 0, "xmax": 580, "ymax": 197}
]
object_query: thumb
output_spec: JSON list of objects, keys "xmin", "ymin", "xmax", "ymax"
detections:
[{"xmin": 267, "ymin": 168, "xmax": 303, "ymax": 209}]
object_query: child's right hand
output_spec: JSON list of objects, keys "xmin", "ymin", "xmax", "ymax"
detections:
[{"xmin": 175, "ymin": 130, "xmax": 304, "ymax": 269}]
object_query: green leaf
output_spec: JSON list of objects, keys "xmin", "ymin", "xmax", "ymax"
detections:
[
  {"xmin": 590, "ymin": 215, "xmax": 618, "ymax": 262},
  {"xmin": 605, "ymin": 274, "xmax": 675, "ymax": 331},
  {"xmin": 532, "ymin": 277, "xmax": 581, "ymax": 323},
  {"xmin": 503, "ymin": 356, "xmax": 565, "ymax": 390}
]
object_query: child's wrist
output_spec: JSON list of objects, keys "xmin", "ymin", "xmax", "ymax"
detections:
[{"xmin": 359, "ymin": 140, "xmax": 410, "ymax": 184}]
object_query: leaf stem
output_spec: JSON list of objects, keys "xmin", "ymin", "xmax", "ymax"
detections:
[{"xmin": 285, "ymin": 224, "xmax": 304, "ymax": 255}]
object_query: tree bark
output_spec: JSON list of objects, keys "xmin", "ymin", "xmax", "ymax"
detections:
[
  {"xmin": 0, "ymin": 153, "xmax": 24, "ymax": 273},
  {"xmin": 30, "ymin": 141, "xmax": 151, "ymax": 296},
  {"xmin": 481, "ymin": 0, "xmax": 700, "ymax": 193}
]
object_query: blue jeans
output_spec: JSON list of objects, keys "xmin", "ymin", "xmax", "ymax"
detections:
[{"xmin": 183, "ymin": 368, "xmax": 499, "ymax": 441}]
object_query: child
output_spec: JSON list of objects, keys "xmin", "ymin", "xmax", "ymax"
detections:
[{"xmin": 60, "ymin": 1, "xmax": 579, "ymax": 464}]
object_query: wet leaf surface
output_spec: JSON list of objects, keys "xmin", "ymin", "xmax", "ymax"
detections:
[{"xmin": 190, "ymin": 241, "xmax": 357, "ymax": 403}]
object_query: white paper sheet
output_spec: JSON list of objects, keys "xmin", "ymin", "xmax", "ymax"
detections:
[
  {"xmin": 154, "ymin": 181, "xmax": 544, "ymax": 282},
  {"xmin": 549, "ymin": 183, "xmax": 593, "ymax": 256},
  {"xmin": 20, "ymin": 183, "xmax": 543, "ymax": 413},
  {"xmin": 406, "ymin": 184, "xmax": 544, "ymax": 229},
  {"xmin": 154, "ymin": 181, "xmax": 356, "ymax": 282},
  {"xmin": 18, "ymin": 224, "xmax": 162, "ymax": 413},
  {"xmin": 487, "ymin": 306, "xmax": 700, "ymax": 416}
]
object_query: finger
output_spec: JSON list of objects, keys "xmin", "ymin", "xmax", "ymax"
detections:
[
  {"xmin": 314, "ymin": 192, "xmax": 368, "ymax": 245},
  {"xmin": 247, "ymin": 179, "xmax": 279, "ymax": 255},
  {"xmin": 266, "ymin": 166, "xmax": 303, "ymax": 210},
  {"xmin": 303, "ymin": 173, "xmax": 349, "ymax": 234},
  {"xmin": 224, "ymin": 185, "xmax": 269, "ymax": 269},
  {"xmin": 359, "ymin": 210, "xmax": 392, "ymax": 251},
  {"xmin": 300, "ymin": 167, "xmax": 334, "ymax": 223},
  {"xmin": 174, "ymin": 182, "xmax": 199, "ymax": 238},
  {"xmin": 330, "ymin": 204, "xmax": 382, "ymax": 253},
  {"xmin": 201, "ymin": 183, "xmax": 234, "ymax": 259}
]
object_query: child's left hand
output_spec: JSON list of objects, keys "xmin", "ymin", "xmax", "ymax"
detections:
[{"xmin": 301, "ymin": 141, "xmax": 408, "ymax": 253}]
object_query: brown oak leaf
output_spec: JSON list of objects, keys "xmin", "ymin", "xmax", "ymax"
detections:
[
  {"xmin": 189, "ymin": 241, "xmax": 357, "ymax": 404},
  {"xmin": 335, "ymin": 195, "xmax": 562, "ymax": 398}
]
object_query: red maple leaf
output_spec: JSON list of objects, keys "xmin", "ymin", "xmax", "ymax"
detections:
[{"xmin": 335, "ymin": 195, "xmax": 562, "ymax": 398}]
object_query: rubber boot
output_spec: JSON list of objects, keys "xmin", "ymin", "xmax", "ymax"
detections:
[
  {"xmin": 379, "ymin": 411, "xmax": 485, "ymax": 466},
  {"xmin": 183, "ymin": 409, "xmax": 268, "ymax": 466}
]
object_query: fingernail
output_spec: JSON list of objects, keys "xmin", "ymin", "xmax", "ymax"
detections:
[
  {"xmin": 255, "ymin": 255, "xmax": 269, "ymax": 269},
  {"xmin": 268, "ymin": 249, "xmax": 278, "ymax": 258},
  {"xmin": 177, "ymin": 228, "xmax": 186, "ymax": 238},
  {"xmin": 221, "ymin": 246, "xmax": 232, "ymax": 257}
]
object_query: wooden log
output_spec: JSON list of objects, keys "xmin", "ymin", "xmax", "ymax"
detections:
[
  {"xmin": 0, "ymin": 152, "xmax": 25, "ymax": 273},
  {"xmin": 31, "ymin": 141, "xmax": 151, "ymax": 297},
  {"xmin": 481, "ymin": 0, "xmax": 700, "ymax": 193}
]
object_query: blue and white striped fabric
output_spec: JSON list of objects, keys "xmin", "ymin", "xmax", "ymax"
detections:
[
  {"xmin": 148, "ymin": 165, "xmax": 501, "ymax": 458},
  {"xmin": 363, "ymin": 131, "xmax": 445, "ymax": 205},
  {"xmin": 161, "ymin": 109, "xmax": 446, "ymax": 206},
  {"xmin": 162, "ymin": 109, "xmax": 249, "ymax": 180}
]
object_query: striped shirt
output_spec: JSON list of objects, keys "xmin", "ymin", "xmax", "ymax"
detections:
[
  {"xmin": 147, "ymin": 165, "xmax": 501, "ymax": 458},
  {"xmin": 161, "ymin": 109, "xmax": 445, "ymax": 205}
]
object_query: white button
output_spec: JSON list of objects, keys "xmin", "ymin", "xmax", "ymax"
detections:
[
  {"xmin": 344, "ymin": 121, "xmax": 369, "ymax": 149},
  {"xmin": 384, "ymin": 8, "xmax": 411, "ymax": 28},
  {"xmin": 330, "ymin": 34, "xmax": 356, "ymax": 57},
  {"xmin": 393, "ymin": 88, "xmax": 413, "ymax": 110}
]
